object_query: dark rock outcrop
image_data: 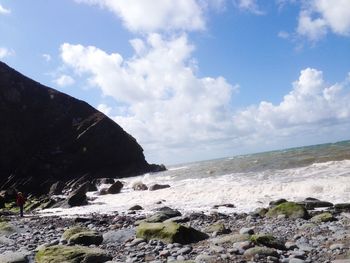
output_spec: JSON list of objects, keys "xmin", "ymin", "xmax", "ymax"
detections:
[
  {"xmin": 0, "ymin": 61, "xmax": 165, "ymax": 195},
  {"xmin": 107, "ymin": 180, "xmax": 123, "ymax": 194}
]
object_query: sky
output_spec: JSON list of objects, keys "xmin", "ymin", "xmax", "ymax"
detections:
[{"xmin": 1, "ymin": 0, "xmax": 350, "ymax": 165}]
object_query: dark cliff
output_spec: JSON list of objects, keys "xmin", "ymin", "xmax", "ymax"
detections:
[{"xmin": 0, "ymin": 61, "xmax": 162, "ymax": 194}]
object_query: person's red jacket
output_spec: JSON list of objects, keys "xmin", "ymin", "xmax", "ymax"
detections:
[{"xmin": 16, "ymin": 194, "xmax": 26, "ymax": 206}]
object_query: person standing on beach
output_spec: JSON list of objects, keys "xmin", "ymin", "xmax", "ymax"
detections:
[{"xmin": 16, "ymin": 192, "xmax": 26, "ymax": 217}]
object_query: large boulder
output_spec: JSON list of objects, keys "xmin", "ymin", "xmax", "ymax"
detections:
[
  {"xmin": 0, "ymin": 61, "xmax": 164, "ymax": 195},
  {"xmin": 35, "ymin": 245, "xmax": 112, "ymax": 263},
  {"xmin": 143, "ymin": 207, "xmax": 182, "ymax": 223},
  {"xmin": 107, "ymin": 181, "xmax": 123, "ymax": 194},
  {"xmin": 266, "ymin": 202, "xmax": 309, "ymax": 219},
  {"xmin": 66, "ymin": 184, "xmax": 88, "ymax": 207},
  {"xmin": 136, "ymin": 221, "xmax": 208, "ymax": 244},
  {"xmin": 62, "ymin": 226, "xmax": 103, "ymax": 246}
]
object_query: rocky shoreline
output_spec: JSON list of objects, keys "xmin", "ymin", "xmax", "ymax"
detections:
[{"xmin": 2, "ymin": 196, "xmax": 350, "ymax": 263}]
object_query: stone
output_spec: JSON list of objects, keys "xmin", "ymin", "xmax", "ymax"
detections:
[
  {"xmin": 66, "ymin": 184, "xmax": 88, "ymax": 207},
  {"xmin": 203, "ymin": 222, "xmax": 230, "ymax": 235},
  {"xmin": 107, "ymin": 181, "xmax": 123, "ymax": 194},
  {"xmin": 269, "ymin": 198, "xmax": 288, "ymax": 207},
  {"xmin": 335, "ymin": 203, "xmax": 350, "ymax": 211},
  {"xmin": 35, "ymin": 245, "xmax": 112, "ymax": 263},
  {"xmin": 144, "ymin": 207, "xmax": 182, "ymax": 223},
  {"xmin": 243, "ymin": 246, "xmax": 279, "ymax": 259},
  {"xmin": 136, "ymin": 222, "xmax": 208, "ymax": 244},
  {"xmin": 0, "ymin": 221, "xmax": 17, "ymax": 236},
  {"xmin": 149, "ymin": 184, "xmax": 171, "ymax": 191},
  {"xmin": 194, "ymin": 254, "xmax": 217, "ymax": 263},
  {"xmin": 129, "ymin": 205, "xmax": 143, "ymax": 211},
  {"xmin": 311, "ymin": 212, "xmax": 336, "ymax": 223},
  {"xmin": 0, "ymin": 250, "xmax": 31, "ymax": 263},
  {"xmin": 266, "ymin": 202, "xmax": 309, "ymax": 219},
  {"xmin": 249, "ymin": 234, "xmax": 286, "ymax": 250},
  {"xmin": 103, "ymin": 229, "xmax": 135, "ymax": 244},
  {"xmin": 132, "ymin": 182, "xmax": 148, "ymax": 191},
  {"xmin": 239, "ymin": 227, "xmax": 255, "ymax": 235},
  {"xmin": 68, "ymin": 231, "xmax": 103, "ymax": 246},
  {"xmin": 298, "ymin": 197, "xmax": 333, "ymax": 210},
  {"xmin": 211, "ymin": 234, "xmax": 250, "ymax": 245}
]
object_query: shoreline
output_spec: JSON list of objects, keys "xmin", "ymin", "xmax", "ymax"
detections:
[{"xmin": 2, "ymin": 198, "xmax": 350, "ymax": 262}]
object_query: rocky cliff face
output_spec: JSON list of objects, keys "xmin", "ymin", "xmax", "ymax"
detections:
[{"xmin": 0, "ymin": 61, "xmax": 162, "ymax": 194}]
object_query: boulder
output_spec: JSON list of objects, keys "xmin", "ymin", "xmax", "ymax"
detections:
[
  {"xmin": 129, "ymin": 205, "xmax": 143, "ymax": 211},
  {"xmin": 35, "ymin": 245, "xmax": 112, "ymax": 263},
  {"xmin": 335, "ymin": 203, "xmax": 350, "ymax": 211},
  {"xmin": 132, "ymin": 182, "xmax": 148, "ymax": 191},
  {"xmin": 298, "ymin": 197, "xmax": 333, "ymax": 210},
  {"xmin": 243, "ymin": 246, "xmax": 279, "ymax": 259},
  {"xmin": 149, "ymin": 184, "xmax": 170, "ymax": 191},
  {"xmin": 107, "ymin": 181, "xmax": 123, "ymax": 194},
  {"xmin": 266, "ymin": 202, "xmax": 309, "ymax": 219},
  {"xmin": 211, "ymin": 234, "xmax": 250, "ymax": 245},
  {"xmin": 66, "ymin": 184, "xmax": 88, "ymax": 207},
  {"xmin": 311, "ymin": 212, "xmax": 336, "ymax": 223},
  {"xmin": 49, "ymin": 181, "xmax": 65, "ymax": 196},
  {"xmin": 144, "ymin": 207, "xmax": 182, "ymax": 223},
  {"xmin": 136, "ymin": 221, "xmax": 208, "ymax": 244},
  {"xmin": 98, "ymin": 188, "xmax": 108, "ymax": 195},
  {"xmin": 0, "ymin": 250, "xmax": 31, "ymax": 263},
  {"xmin": 249, "ymin": 234, "xmax": 286, "ymax": 250},
  {"xmin": 203, "ymin": 222, "xmax": 231, "ymax": 235},
  {"xmin": 0, "ymin": 221, "xmax": 17, "ymax": 236},
  {"xmin": 269, "ymin": 198, "xmax": 288, "ymax": 207},
  {"xmin": 62, "ymin": 226, "xmax": 103, "ymax": 246},
  {"xmin": 0, "ymin": 61, "xmax": 164, "ymax": 196}
]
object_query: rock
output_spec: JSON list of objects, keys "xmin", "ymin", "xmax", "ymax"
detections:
[
  {"xmin": 107, "ymin": 181, "xmax": 123, "ymax": 194},
  {"xmin": 249, "ymin": 234, "xmax": 286, "ymax": 250},
  {"xmin": 269, "ymin": 198, "xmax": 288, "ymax": 207},
  {"xmin": 62, "ymin": 226, "xmax": 91, "ymax": 240},
  {"xmin": 335, "ymin": 203, "xmax": 350, "ymax": 211},
  {"xmin": 194, "ymin": 254, "xmax": 217, "ymax": 263},
  {"xmin": 149, "ymin": 184, "xmax": 171, "ymax": 191},
  {"xmin": 68, "ymin": 231, "xmax": 103, "ymax": 246},
  {"xmin": 103, "ymin": 229, "xmax": 135, "ymax": 244},
  {"xmin": 298, "ymin": 197, "xmax": 333, "ymax": 209},
  {"xmin": 289, "ymin": 259, "xmax": 306, "ymax": 263},
  {"xmin": 35, "ymin": 245, "xmax": 112, "ymax": 263},
  {"xmin": 98, "ymin": 188, "xmax": 108, "ymax": 195},
  {"xmin": 136, "ymin": 222, "xmax": 208, "ymax": 244},
  {"xmin": 243, "ymin": 246, "xmax": 279, "ymax": 259},
  {"xmin": 48, "ymin": 181, "xmax": 65, "ymax": 196},
  {"xmin": 0, "ymin": 221, "xmax": 17, "ymax": 235},
  {"xmin": 203, "ymin": 222, "xmax": 230, "ymax": 235},
  {"xmin": 330, "ymin": 243, "xmax": 345, "ymax": 250},
  {"xmin": 132, "ymin": 182, "xmax": 148, "ymax": 191},
  {"xmin": 144, "ymin": 207, "xmax": 182, "ymax": 223},
  {"xmin": 253, "ymin": 207, "xmax": 268, "ymax": 217},
  {"xmin": 129, "ymin": 205, "xmax": 143, "ymax": 211},
  {"xmin": 212, "ymin": 203, "xmax": 235, "ymax": 209},
  {"xmin": 311, "ymin": 212, "xmax": 336, "ymax": 223},
  {"xmin": 0, "ymin": 250, "xmax": 31, "ymax": 263},
  {"xmin": 266, "ymin": 202, "xmax": 309, "ymax": 219},
  {"xmin": 66, "ymin": 183, "xmax": 88, "ymax": 207},
  {"xmin": 239, "ymin": 227, "xmax": 255, "ymax": 235},
  {"xmin": 0, "ymin": 61, "xmax": 164, "ymax": 195},
  {"xmin": 211, "ymin": 234, "xmax": 250, "ymax": 245}
]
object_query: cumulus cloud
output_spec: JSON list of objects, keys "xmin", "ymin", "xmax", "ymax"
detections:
[
  {"xmin": 54, "ymin": 74, "xmax": 75, "ymax": 87},
  {"xmin": 233, "ymin": 68, "xmax": 350, "ymax": 135},
  {"xmin": 0, "ymin": 47, "xmax": 14, "ymax": 59},
  {"xmin": 0, "ymin": 4, "xmax": 10, "ymax": 14},
  {"xmin": 60, "ymin": 34, "xmax": 237, "ymax": 160},
  {"xmin": 297, "ymin": 0, "xmax": 350, "ymax": 41},
  {"xmin": 75, "ymin": 0, "xmax": 205, "ymax": 32},
  {"xmin": 233, "ymin": 0, "xmax": 264, "ymax": 15}
]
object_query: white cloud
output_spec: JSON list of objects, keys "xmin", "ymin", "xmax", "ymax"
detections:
[
  {"xmin": 60, "ymin": 34, "xmax": 237, "ymax": 162},
  {"xmin": 0, "ymin": 4, "xmax": 10, "ymax": 14},
  {"xmin": 278, "ymin": 31, "xmax": 290, "ymax": 39},
  {"xmin": 233, "ymin": 68, "xmax": 350, "ymax": 135},
  {"xmin": 97, "ymin": 104, "xmax": 112, "ymax": 116},
  {"xmin": 0, "ymin": 47, "xmax": 14, "ymax": 59},
  {"xmin": 54, "ymin": 74, "xmax": 75, "ymax": 87},
  {"xmin": 42, "ymin": 54, "xmax": 52, "ymax": 62},
  {"xmin": 233, "ymin": 0, "xmax": 264, "ymax": 15},
  {"xmin": 75, "ymin": 0, "xmax": 205, "ymax": 32},
  {"xmin": 297, "ymin": 0, "xmax": 350, "ymax": 41}
]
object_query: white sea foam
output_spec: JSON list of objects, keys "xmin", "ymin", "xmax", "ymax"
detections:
[{"xmin": 40, "ymin": 160, "xmax": 350, "ymax": 217}]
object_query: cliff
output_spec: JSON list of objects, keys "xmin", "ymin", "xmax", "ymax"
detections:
[{"xmin": 0, "ymin": 61, "xmax": 163, "ymax": 194}]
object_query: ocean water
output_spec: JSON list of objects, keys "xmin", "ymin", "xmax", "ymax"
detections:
[{"xmin": 41, "ymin": 140, "xmax": 350, "ymax": 216}]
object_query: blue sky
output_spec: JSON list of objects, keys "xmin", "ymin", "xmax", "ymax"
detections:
[{"xmin": 1, "ymin": 0, "xmax": 350, "ymax": 164}]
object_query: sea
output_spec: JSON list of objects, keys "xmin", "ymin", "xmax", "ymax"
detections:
[{"xmin": 41, "ymin": 140, "xmax": 350, "ymax": 217}]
